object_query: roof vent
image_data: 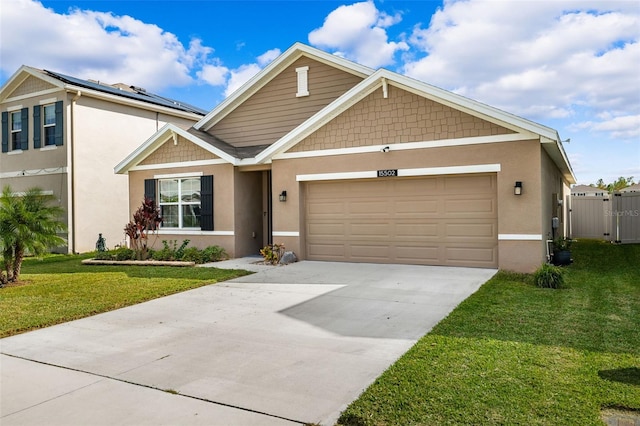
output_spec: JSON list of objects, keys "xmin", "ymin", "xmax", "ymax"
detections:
[{"xmin": 130, "ymin": 85, "xmax": 146, "ymax": 93}]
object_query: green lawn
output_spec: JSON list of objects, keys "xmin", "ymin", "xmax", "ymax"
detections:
[
  {"xmin": 0, "ymin": 254, "xmax": 251, "ymax": 337},
  {"xmin": 339, "ymin": 240, "xmax": 640, "ymax": 425}
]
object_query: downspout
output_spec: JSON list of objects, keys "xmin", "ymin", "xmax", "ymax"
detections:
[{"xmin": 69, "ymin": 90, "xmax": 82, "ymax": 253}]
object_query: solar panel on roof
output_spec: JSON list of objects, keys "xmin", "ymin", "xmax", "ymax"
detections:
[{"xmin": 44, "ymin": 70, "xmax": 207, "ymax": 115}]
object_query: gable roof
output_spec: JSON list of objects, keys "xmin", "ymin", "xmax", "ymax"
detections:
[
  {"xmin": 0, "ymin": 65, "xmax": 207, "ymax": 117},
  {"xmin": 620, "ymin": 183, "xmax": 640, "ymax": 192},
  {"xmin": 194, "ymin": 42, "xmax": 374, "ymax": 132},
  {"xmin": 118, "ymin": 43, "xmax": 575, "ymax": 183}
]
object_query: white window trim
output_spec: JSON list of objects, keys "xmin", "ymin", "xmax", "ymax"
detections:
[
  {"xmin": 40, "ymin": 145, "xmax": 57, "ymax": 151},
  {"xmin": 39, "ymin": 98, "xmax": 58, "ymax": 105},
  {"xmin": 156, "ymin": 230, "xmax": 234, "ymax": 236},
  {"xmin": 10, "ymin": 110, "xmax": 22, "ymax": 150},
  {"xmin": 154, "ymin": 171, "xmax": 203, "ymax": 179},
  {"xmin": 296, "ymin": 66, "xmax": 309, "ymax": 97},
  {"xmin": 42, "ymin": 104, "xmax": 56, "ymax": 146},
  {"xmin": 6, "ymin": 104, "xmax": 23, "ymax": 112},
  {"xmin": 158, "ymin": 176, "xmax": 202, "ymax": 229}
]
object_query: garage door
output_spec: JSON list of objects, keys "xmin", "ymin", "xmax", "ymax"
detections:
[{"xmin": 304, "ymin": 173, "xmax": 498, "ymax": 268}]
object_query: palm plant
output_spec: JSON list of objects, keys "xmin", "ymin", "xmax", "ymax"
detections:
[{"xmin": 0, "ymin": 186, "xmax": 66, "ymax": 284}]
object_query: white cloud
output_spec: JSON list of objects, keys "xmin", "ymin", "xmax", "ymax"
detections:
[
  {"xmin": 0, "ymin": 0, "xmax": 219, "ymax": 91},
  {"xmin": 198, "ymin": 64, "xmax": 229, "ymax": 86},
  {"xmin": 308, "ymin": 1, "xmax": 408, "ymax": 68},
  {"xmin": 573, "ymin": 114, "xmax": 640, "ymax": 140},
  {"xmin": 224, "ymin": 49, "xmax": 281, "ymax": 96},
  {"xmin": 403, "ymin": 0, "xmax": 640, "ymax": 126}
]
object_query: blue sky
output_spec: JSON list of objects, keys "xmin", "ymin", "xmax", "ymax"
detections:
[{"xmin": 1, "ymin": 0, "xmax": 639, "ymax": 185}]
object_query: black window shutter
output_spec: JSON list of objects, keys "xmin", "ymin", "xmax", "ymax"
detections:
[
  {"xmin": 20, "ymin": 107, "xmax": 28, "ymax": 150},
  {"xmin": 144, "ymin": 179, "xmax": 156, "ymax": 202},
  {"xmin": 1, "ymin": 112, "xmax": 7, "ymax": 153},
  {"xmin": 33, "ymin": 105, "xmax": 41, "ymax": 149},
  {"xmin": 200, "ymin": 175, "xmax": 214, "ymax": 231},
  {"xmin": 54, "ymin": 101, "xmax": 63, "ymax": 146}
]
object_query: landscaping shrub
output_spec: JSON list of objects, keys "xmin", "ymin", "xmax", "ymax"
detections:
[
  {"xmin": 260, "ymin": 243, "xmax": 285, "ymax": 264},
  {"xmin": 114, "ymin": 247, "xmax": 135, "ymax": 261},
  {"xmin": 152, "ymin": 240, "xmax": 191, "ymax": 261},
  {"xmin": 181, "ymin": 247, "xmax": 203, "ymax": 263},
  {"xmin": 201, "ymin": 245, "xmax": 227, "ymax": 262},
  {"xmin": 93, "ymin": 241, "xmax": 226, "ymax": 264},
  {"xmin": 534, "ymin": 263, "xmax": 565, "ymax": 288}
]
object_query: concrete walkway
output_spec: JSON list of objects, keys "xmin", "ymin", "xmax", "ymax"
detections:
[{"xmin": 1, "ymin": 259, "xmax": 496, "ymax": 425}]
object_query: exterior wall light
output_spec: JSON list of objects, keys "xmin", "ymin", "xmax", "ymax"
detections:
[
  {"xmin": 514, "ymin": 181, "xmax": 523, "ymax": 195},
  {"xmin": 279, "ymin": 191, "xmax": 287, "ymax": 202}
]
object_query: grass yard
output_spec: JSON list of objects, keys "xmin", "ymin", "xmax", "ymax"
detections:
[
  {"xmin": 0, "ymin": 254, "xmax": 251, "ymax": 338},
  {"xmin": 339, "ymin": 240, "xmax": 640, "ymax": 425}
]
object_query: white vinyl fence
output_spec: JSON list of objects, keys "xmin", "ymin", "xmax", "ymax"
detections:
[{"xmin": 569, "ymin": 192, "xmax": 640, "ymax": 243}]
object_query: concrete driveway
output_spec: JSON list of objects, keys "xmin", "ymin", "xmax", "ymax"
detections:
[{"xmin": 1, "ymin": 259, "xmax": 496, "ymax": 425}]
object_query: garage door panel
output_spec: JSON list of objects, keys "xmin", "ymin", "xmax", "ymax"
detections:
[
  {"xmin": 395, "ymin": 223, "xmax": 439, "ymax": 238},
  {"xmin": 350, "ymin": 223, "xmax": 392, "ymax": 237},
  {"xmin": 308, "ymin": 222, "xmax": 345, "ymax": 237},
  {"xmin": 349, "ymin": 200, "xmax": 389, "ymax": 215},
  {"xmin": 307, "ymin": 201, "xmax": 345, "ymax": 216},
  {"xmin": 445, "ymin": 222, "xmax": 496, "ymax": 238},
  {"xmin": 350, "ymin": 244, "xmax": 391, "ymax": 261},
  {"xmin": 445, "ymin": 246, "xmax": 497, "ymax": 267},
  {"xmin": 305, "ymin": 174, "xmax": 497, "ymax": 268},
  {"xmin": 395, "ymin": 200, "xmax": 439, "ymax": 215},
  {"xmin": 444, "ymin": 175, "xmax": 495, "ymax": 192},
  {"xmin": 307, "ymin": 242, "xmax": 346, "ymax": 258},
  {"xmin": 445, "ymin": 198, "xmax": 496, "ymax": 215},
  {"xmin": 394, "ymin": 245, "xmax": 440, "ymax": 263}
]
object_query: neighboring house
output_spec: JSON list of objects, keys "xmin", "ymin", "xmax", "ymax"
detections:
[
  {"xmin": 571, "ymin": 184, "xmax": 608, "ymax": 197},
  {"xmin": 619, "ymin": 183, "xmax": 640, "ymax": 193},
  {"xmin": 116, "ymin": 43, "xmax": 575, "ymax": 273},
  {"xmin": 0, "ymin": 66, "xmax": 206, "ymax": 253}
]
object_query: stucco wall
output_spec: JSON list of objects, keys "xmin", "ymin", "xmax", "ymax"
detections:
[
  {"xmin": 128, "ymin": 163, "xmax": 237, "ymax": 256},
  {"xmin": 272, "ymin": 139, "xmax": 544, "ymax": 271},
  {"xmin": 72, "ymin": 96, "xmax": 199, "ymax": 252}
]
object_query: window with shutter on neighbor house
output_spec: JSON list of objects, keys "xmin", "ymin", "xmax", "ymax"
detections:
[
  {"xmin": 43, "ymin": 104, "xmax": 56, "ymax": 146},
  {"xmin": 10, "ymin": 111, "xmax": 22, "ymax": 150}
]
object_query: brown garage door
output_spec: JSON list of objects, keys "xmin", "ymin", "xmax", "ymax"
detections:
[{"xmin": 304, "ymin": 173, "xmax": 498, "ymax": 268}]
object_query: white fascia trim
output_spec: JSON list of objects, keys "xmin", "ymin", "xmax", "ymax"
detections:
[
  {"xmin": 131, "ymin": 159, "xmax": 228, "ymax": 172},
  {"xmin": 154, "ymin": 171, "xmax": 203, "ymax": 179},
  {"xmin": 157, "ymin": 230, "xmax": 234, "ymax": 236},
  {"xmin": 195, "ymin": 43, "xmax": 373, "ymax": 132},
  {"xmin": 297, "ymin": 164, "xmax": 500, "ymax": 182},
  {"xmin": 62, "ymin": 84, "xmax": 203, "ymax": 121},
  {"xmin": 498, "ymin": 234, "xmax": 543, "ymax": 241},
  {"xmin": 39, "ymin": 97, "xmax": 58, "ymax": 105},
  {"xmin": 0, "ymin": 167, "xmax": 68, "ymax": 178},
  {"xmin": 272, "ymin": 231, "xmax": 300, "ymax": 237},
  {"xmin": 275, "ymin": 133, "xmax": 531, "ymax": 160}
]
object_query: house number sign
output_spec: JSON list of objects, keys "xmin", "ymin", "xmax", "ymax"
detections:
[{"xmin": 377, "ymin": 169, "xmax": 398, "ymax": 177}]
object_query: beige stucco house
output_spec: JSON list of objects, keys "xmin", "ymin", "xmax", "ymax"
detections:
[
  {"xmin": 0, "ymin": 66, "xmax": 206, "ymax": 252},
  {"xmin": 116, "ymin": 43, "xmax": 575, "ymax": 272}
]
